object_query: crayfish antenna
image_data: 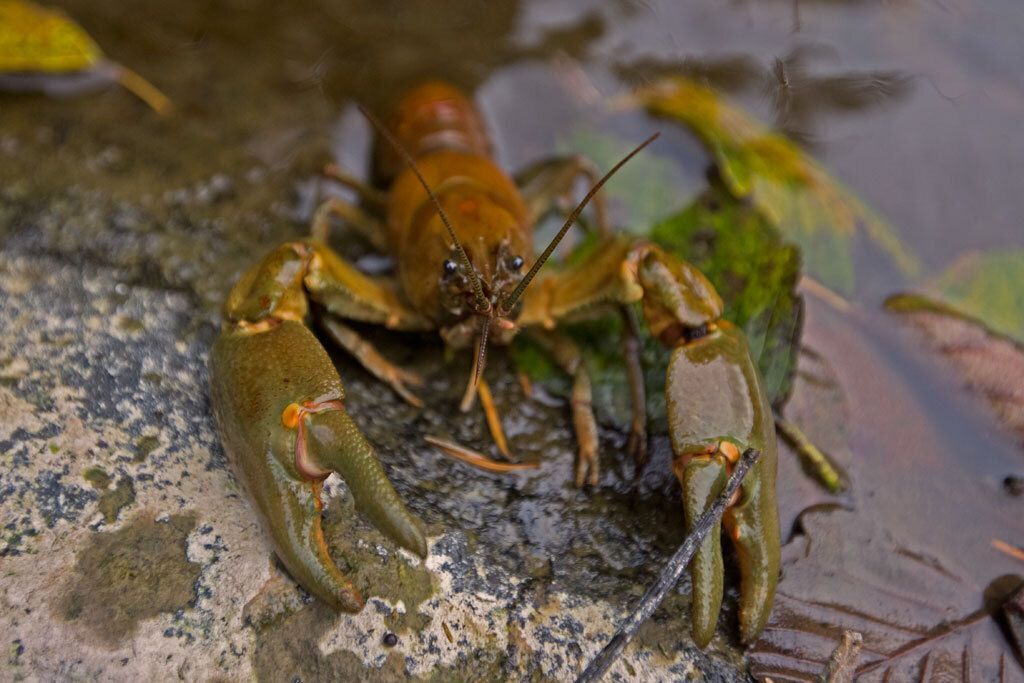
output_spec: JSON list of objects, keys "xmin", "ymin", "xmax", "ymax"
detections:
[
  {"xmin": 459, "ymin": 316, "xmax": 492, "ymax": 412},
  {"xmin": 502, "ymin": 132, "xmax": 660, "ymax": 311},
  {"xmin": 474, "ymin": 312, "xmax": 492, "ymax": 386}
]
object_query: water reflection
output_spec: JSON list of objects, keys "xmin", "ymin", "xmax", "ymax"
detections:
[
  {"xmin": 765, "ymin": 43, "xmax": 912, "ymax": 144},
  {"xmin": 615, "ymin": 45, "xmax": 911, "ymax": 145}
]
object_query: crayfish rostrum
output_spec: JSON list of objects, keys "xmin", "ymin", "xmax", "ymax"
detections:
[{"xmin": 209, "ymin": 81, "xmax": 780, "ymax": 646}]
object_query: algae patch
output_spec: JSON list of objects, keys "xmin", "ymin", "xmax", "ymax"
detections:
[
  {"xmin": 133, "ymin": 434, "xmax": 160, "ymax": 462},
  {"xmin": 252, "ymin": 601, "xmax": 508, "ymax": 683},
  {"xmin": 83, "ymin": 467, "xmax": 136, "ymax": 523},
  {"xmin": 57, "ymin": 511, "xmax": 201, "ymax": 646},
  {"xmin": 83, "ymin": 467, "xmax": 111, "ymax": 490}
]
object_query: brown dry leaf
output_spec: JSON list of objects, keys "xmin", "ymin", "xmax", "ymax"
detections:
[
  {"xmin": 748, "ymin": 298, "xmax": 1024, "ymax": 681},
  {"xmin": 753, "ymin": 509, "xmax": 1023, "ymax": 681},
  {"xmin": 886, "ymin": 293, "xmax": 1024, "ymax": 446}
]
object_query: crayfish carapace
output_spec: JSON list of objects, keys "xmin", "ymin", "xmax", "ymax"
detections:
[{"xmin": 209, "ymin": 81, "xmax": 780, "ymax": 647}]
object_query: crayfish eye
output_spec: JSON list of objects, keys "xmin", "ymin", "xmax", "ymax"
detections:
[
  {"xmin": 442, "ymin": 259, "xmax": 457, "ymax": 276},
  {"xmin": 510, "ymin": 255, "xmax": 524, "ymax": 270},
  {"xmin": 683, "ymin": 323, "xmax": 709, "ymax": 343}
]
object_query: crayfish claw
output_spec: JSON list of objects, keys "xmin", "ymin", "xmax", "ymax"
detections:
[
  {"xmin": 664, "ymin": 323, "xmax": 780, "ymax": 646},
  {"xmin": 305, "ymin": 407, "xmax": 428, "ymax": 558},
  {"xmin": 210, "ymin": 320, "xmax": 427, "ymax": 613}
]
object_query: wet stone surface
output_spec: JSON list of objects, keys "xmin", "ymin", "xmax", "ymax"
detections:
[{"xmin": 0, "ymin": 196, "xmax": 750, "ymax": 680}]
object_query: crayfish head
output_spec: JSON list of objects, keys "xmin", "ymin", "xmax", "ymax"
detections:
[{"xmin": 438, "ymin": 238, "xmax": 527, "ymax": 349}]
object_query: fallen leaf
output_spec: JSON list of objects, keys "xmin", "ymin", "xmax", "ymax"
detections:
[
  {"xmin": 556, "ymin": 128, "xmax": 688, "ymax": 229},
  {"xmin": 929, "ymin": 249, "xmax": 1024, "ymax": 344},
  {"xmin": 749, "ymin": 298, "xmax": 1024, "ymax": 682},
  {"xmin": 885, "ymin": 292, "xmax": 1024, "ymax": 445},
  {"xmin": 0, "ymin": 0, "xmax": 171, "ymax": 114},
  {"xmin": 0, "ymin": 0, "xmax": 101, "ymax": 72},
  {"xmin": 752, "ymin": 510, "xmax": 1023, "ymax": 681},
  {"xmin": 628, "ymin": 76, "xmax": 919, "ymax": 293}
]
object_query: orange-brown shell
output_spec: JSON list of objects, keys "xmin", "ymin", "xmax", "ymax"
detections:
[
  {"xmin": 378, "ymin": 83, "xmax": 533, "ymax": 320},
  {"xmin": 386, "ymin": 151, "xmax": 531, "ymax": 317},
  {"xmin": 374, "ymin": 81, "xmax": 491, "ymax": 186}
]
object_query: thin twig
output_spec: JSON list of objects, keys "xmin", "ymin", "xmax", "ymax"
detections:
[
  {"xmin": 576, "ymin": 449, "xmax": 761, "ymax": 683},
  {"xmin": 775, "ymin": 416, "xmax": 847, "ymax": 493}
]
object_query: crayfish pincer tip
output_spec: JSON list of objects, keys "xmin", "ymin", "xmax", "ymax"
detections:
[
  {"xmin": 305, "ymin": 409, "xmax": 428, "ymax": 559},
  {"xmin": 725, "ymin": 453, "xmax": 780, "ymax": 645}
]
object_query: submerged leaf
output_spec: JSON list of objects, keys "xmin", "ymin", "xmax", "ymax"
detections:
[
  {"xmin": 751, "ymin": 509, "xmax": 1023, "ymax": 681},
  {"xmin": 929, "ymin": 250, "xmax": 1024, "ymax": 344},
  {"xmin": 749, "ymin": 297, "xmax": 1024, "ymax": 682},
  {"xmin": 557, "ymin": 128, "xmax": 687, "ymax": 230},
  {"xmin": 629, "ymin": 76, "xmax": 919, "ymax": 293}
]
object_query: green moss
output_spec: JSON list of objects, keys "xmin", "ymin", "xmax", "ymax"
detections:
[
  {"xmin": 133, "ymin": 435, "xmax": 160, "ymax": 462},
  {"xmin": 83, "ymin": 467, "xmax": 111, "ymax": 490},
  {"xmin": 57, "ymin": 512, "xmax": 201, "ymax": 646},
  {"xmin": 97, "ymin": 477, "xmax": 135, "ymax": 523}
]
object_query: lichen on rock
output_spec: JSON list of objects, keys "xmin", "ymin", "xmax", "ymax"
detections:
[{"xmin": 57, "ymin": 512, "xmax": 201, "ymax": 646}]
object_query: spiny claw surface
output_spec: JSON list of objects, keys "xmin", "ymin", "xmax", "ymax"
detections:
[
  {"xmin": 210, "ymin": 319, "xmax": 426, "ymax": 610},
  {"xmin": 665, "ymin": 323, "xmax": 780, "ymax": 647}
]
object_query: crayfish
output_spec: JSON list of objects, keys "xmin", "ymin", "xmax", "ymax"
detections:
[{"xmin": 209, "ymin": 81, "xmax": 780, "ymax": 647}]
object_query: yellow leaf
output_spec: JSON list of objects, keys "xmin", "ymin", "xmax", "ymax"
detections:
[
  {"xmin": 0, "ymin": 0, "xmax": 103, "ymax": 73},
  {"xmin": 629, "ymin": 77, "xmax": 920, "ymax": 292}
]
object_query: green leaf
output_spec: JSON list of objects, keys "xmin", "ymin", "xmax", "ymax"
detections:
[
  {"xmin": 931, "ymin": 250, "xmax": 1024, "ymax": 343},
  {"xmin": 631, "ymin": 77, "xmax": 920, "ymax": 293},
  {"xmin": 557, "ymin": 128, "xmax": 688, "ymax": 231}
]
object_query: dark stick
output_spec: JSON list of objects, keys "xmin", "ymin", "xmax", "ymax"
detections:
[{"xmin": 575, "ymin": 448, "xmax": 761, "ymax": 683}]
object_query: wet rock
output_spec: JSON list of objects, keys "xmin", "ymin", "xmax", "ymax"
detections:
[{"xmin": 0, "ymin": 188, "xmax": 747, "ymax": 681}]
